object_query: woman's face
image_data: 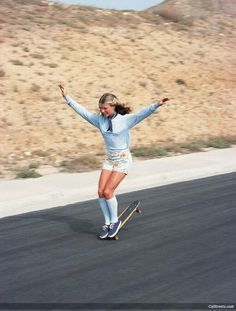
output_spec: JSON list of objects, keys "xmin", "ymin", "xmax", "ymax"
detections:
[{"xmin": 99, "ymin": 103, "xmax": 115, "ymax": 117}]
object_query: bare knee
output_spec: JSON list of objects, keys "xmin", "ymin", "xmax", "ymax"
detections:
[
  {"xmin": 98, "ymin": 189, "xmax": 104, "ymax": 198},
  {"xmin": 103, "ymin": 188, "xmax": 114, "ymax": 200}
]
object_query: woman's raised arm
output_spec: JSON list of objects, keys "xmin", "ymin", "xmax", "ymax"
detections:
[
  {"xmin": 58, "ymin": 84, "xmax": 100, "ymax": 129},
  {"xmin": 126, "ymin": 97, "xmax": 169, "ymax": 129}
]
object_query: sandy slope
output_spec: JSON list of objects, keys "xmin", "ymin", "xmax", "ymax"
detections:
[{"xmin": 0, "ymin": 0, "xmax": 236, "ymax": 179}]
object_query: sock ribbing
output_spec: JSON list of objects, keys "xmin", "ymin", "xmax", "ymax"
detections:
[
  {"xmin": 106, "ymin": 196, "xmax": 118, "ymax": 223},
  {"xmin": 98, "ymin": 197, "xmax": 111, "ymax": 225}
]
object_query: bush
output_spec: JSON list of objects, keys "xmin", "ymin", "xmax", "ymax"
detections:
[
  {"xmin": 176, "ymin": 78, "xmax": 186, "ymax": 85},
  {"xmin": 16, "ymin": 168, "xmax": 41, "ymax": 179},
  {"xmin": 31, "ymin": 83, "xmax": 41, "ymax": 92},
  {"xmin": 206, "ymin": 138, "xmax": 231, "ymax": 149},
  {"xmin": 59, "ymin": 160, "xmax": 70, "ymax": 167},
  {"xmin": 10, "ymin": 60, "xmax": 24, "ymax": 66},
  {"xmin": 139, "ymin": 81, "xmax": 147, "ymax": 88},
  {"xmin": 45, "ymin": 63, "xmax": 58, "ymax": 68},
  {"xmin": 25, "ymin": 14, "xmax": 34, "ymax": 21},
  {"xmin": 60, "ymin": 155, "xmax": 100, "ymax": 172},
  {"xmin": 0, "ymin": 69, "xmax": 5, "ymax": 77},
  {"xmin": 33, "ymin": 150, "xmax": 49, "ymax": 157},
  {"xmin": 155, "ymin": 147, "xmax": 168, "ymax": 157},
  {"xmin": 29, "ymin": 162, "xmax": 40, "ymax": 169},
  {"xmin": 130, "ymin": 136, "xmax": 235, "ymax": 160},
  {"xmin": 36, "ymin": 71, "xmax": 44, "ymax": 76},
  {"xmin": 30, "ymin": 53, "xmax": 45, "ymax": 59},
  {"xmin": 131, "ymin": 146, "xmax": 168, "ymax": 158},
  {"xmin": 41, "ymin": 95, "xmax": 51, "ymax": 101},
  {"xmin": 179, "ymin": 141, "xmax": 205, "ymax": 152}
]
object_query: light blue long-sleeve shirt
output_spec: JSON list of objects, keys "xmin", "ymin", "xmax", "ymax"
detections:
[{"xmin": 64, "ymin": 95, "xmax": 160, "ymax": 153}]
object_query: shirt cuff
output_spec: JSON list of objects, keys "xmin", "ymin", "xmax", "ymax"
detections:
[
  {"xmin": 150, "ymin": 103, "xmax": 160, "ymax": 111},
  {"xmin": 64, "ymin": 95, "xmax": 71, "ymax": 104}
]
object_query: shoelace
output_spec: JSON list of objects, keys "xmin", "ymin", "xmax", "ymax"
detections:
[
  {"xmin": 109, "ymin": 223, "xmax": 114, "ymax": 230},
  {"xmin": 102, "ymin": 225, "xmax": 109, "ymax": 231}
]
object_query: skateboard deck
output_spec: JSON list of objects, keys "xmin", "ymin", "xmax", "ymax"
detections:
[{"xmin": 113, "ymin": 200, "xmax": 141, "ymax": 240}]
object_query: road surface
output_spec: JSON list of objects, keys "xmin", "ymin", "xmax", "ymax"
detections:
[{"xmin": 0, "ymin": 173, "xmax": 235, "ymax": 310}]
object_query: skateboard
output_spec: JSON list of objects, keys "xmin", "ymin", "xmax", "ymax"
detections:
[{"xmin": 113, "ymin": 200, "xmax": 141, "ymax": 240}]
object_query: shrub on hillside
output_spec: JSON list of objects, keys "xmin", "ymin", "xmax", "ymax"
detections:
[
  {"xmin": 30, "ymin": 53, "xmax": 45, "ymax": 59},
  {"xmin": 31, "ymin": 83, "xmax": 41, "ymax": 92},
  {"xmin": 16, "ymin": 168, "xmax": 41, "ymax": 179},
  {"xmin": 176, "ymin": 78, "xmax": 186, "ymax": 85},
  {"xmin": 60, "ymin": 155, "xmax": 101, "ymax": 172},
  {"xmin": 10, "ymin": 60, "xmax": 24, "ymax": 66},
  {"xmin": 44, "ymin": 63, "xmax": 58, "ymax": 68},
  {"xmin": 0, "ymin": 69, "xmax": 5, "ymax": 77},
  {"xmin": 206, "ymin": 138, "xmax": 231, "ymax": 149}
]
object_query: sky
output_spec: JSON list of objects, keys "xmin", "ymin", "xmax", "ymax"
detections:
[{"xmin": 53, "ymin": 0, "xmax": 165, "ymax": 11}]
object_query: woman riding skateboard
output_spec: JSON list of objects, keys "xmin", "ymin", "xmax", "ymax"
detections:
[{"xmin": 58, "ymin": 84, "xmax": 169, "ymax": 238}]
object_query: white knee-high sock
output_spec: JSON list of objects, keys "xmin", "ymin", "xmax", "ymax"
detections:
[
  {"xmin": 106, "ymin": 196, "xmax": 118, "ymax": 223},
  {"xmin": 98, "ymin": 197, "xmax": 111, "ymax": 225}
]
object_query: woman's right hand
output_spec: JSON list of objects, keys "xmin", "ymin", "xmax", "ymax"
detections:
[
  {"xmin": 159, "ymin": 97, "xmax": 170, "ymax": 106},
  {"xmin": 58, "ymin": 84, "xmax": 67, "ymax": 97}
]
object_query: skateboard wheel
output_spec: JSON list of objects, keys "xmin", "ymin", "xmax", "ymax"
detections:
[
  {"xmin": 114, "ymin": 235, "xmax": 119, "ymax": 240},
  {"xmin": 136, "ymin": 208, "xmax": 142, "ymax": 214}
]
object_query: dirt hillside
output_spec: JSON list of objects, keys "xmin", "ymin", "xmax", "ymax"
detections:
[{"xmin": 0, "ymin": 0, "xmax": 236, "ymax": 179}]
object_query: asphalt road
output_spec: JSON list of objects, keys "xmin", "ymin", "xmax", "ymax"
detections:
[{"xmin": 0, "ymin": 173, "xmax": 236, "ymax": 310}]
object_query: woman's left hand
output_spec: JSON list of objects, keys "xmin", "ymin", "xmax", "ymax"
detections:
[
  {"xmin": 159, "ymin": 97, "xmax": 170, "ymax": 106},
  {"xmin": 58, "ymin": 84, "xmax": 67, "ymax": 97}
]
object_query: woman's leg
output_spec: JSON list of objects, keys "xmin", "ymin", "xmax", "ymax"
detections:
[
  {"xmin": 100, "ymin": 171, "xmax": 126, "ymax": 237},
  {"xmin": 98, "ymin": 169, "xmax": 113, "ymax": 197},
  {"xmin": 103, "ymin": 171, "xmax": 126, "ymax": 200},
  {"xmin": 98, "ymin": 169, "xmax": 126, "ymax": 221},
  {"xmin": 103, "ymin": 171, "xmax": 126, "ymax": 224},
  {"xmin": 98, "ymin": 169, "xmax": 113, "ymax": 226}
]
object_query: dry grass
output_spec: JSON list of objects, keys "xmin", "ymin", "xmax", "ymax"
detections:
[
  {"xmin": 131, "ymin": 136, "xmax": 236, "ymax": 159},
  {"xmin": 60, "ymin": 155, "xmax": 101, "ymax": 173}
]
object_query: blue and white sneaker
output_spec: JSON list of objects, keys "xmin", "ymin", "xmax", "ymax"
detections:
[
  {"xmin": 108, "ymin": 220, "xmax": 122, "ymax": 238},
  {"xmin": 99, "ymin": 225, "xmax": 110, "ymax": 239}
]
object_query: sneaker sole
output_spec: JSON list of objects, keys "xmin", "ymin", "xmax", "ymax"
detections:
[{"xmin": 99, "ymin": 233, "xmax": 109, "ymax": 239}]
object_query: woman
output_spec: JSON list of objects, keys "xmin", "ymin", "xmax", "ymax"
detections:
[{"xmin": 58, "ymin": 84, "xmax": 169, "ymax": 239}]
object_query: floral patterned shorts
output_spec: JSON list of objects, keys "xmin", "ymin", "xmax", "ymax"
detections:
[{"xmin": 102, "ymin": 150, "xmax": 132, "ymax": 174}]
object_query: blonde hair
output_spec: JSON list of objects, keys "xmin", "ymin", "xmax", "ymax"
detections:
[{"xmin": 98, "ymin": 93, "xmax": 131, "ymax": 115}]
